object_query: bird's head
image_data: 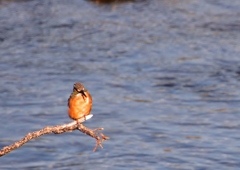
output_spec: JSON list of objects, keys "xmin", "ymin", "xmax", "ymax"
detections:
[{"xmin": 73, "ymin": 82, "xmax": 87, "ymax": 97}]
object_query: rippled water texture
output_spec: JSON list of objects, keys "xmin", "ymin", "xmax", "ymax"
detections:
[{"xmin": 1, "ymin": 0, "xmax": 240, "ymax": 169}]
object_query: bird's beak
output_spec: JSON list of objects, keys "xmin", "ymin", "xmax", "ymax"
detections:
[{"xmin": 81, "ymin": 90, "xmax": 87, "ymax": 97}]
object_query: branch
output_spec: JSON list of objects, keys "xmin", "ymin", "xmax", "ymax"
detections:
[{"xmin": 0, "ymin": 116, "xmax": 109, "ymax": 157}]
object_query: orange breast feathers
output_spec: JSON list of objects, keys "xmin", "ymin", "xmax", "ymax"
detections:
[{"xmin": 68, "ymin": 91, "xmax": 92, "ymax": 120}]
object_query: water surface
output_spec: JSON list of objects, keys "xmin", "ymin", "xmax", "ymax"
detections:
[{"xmin": 1, "ymin": 0, "xmax": 240, "ymax": 169}]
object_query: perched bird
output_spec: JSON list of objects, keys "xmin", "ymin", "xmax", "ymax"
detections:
[{"xmin": 68, "ymin": 82, "xmax": 92, "ymax": 122}]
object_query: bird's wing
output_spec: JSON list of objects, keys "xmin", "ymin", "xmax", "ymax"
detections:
[{"xmin": 67, "ymin": 95, "xmax": 71, "ymax": 108}]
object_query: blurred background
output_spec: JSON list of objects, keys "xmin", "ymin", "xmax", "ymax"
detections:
[{"xmin": 1, "ymin": 0, "xmax": 240, "ymax": 169}]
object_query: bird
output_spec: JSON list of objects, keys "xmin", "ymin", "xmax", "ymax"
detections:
[{"xmin": 68, "ymin": 82, "xmax": 92, "ymax": 122}]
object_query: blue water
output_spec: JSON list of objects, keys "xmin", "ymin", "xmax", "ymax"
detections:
[{"xmin": 1, "ymin": 0, "xmax": 240, "ymax": 169}]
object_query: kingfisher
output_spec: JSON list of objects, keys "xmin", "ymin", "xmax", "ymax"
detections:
[{"xmin": 68, "ymin": 82, "xmax": 92, "ymax": 122}]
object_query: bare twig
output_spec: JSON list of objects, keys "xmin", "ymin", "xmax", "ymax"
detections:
[
  {"xmin": 77, "ymin": 124, "xmax": 110, "ymax": 151},
  {"xmin": 0, "ymin": 116, "xmax": 109, "ymax": 157}
]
